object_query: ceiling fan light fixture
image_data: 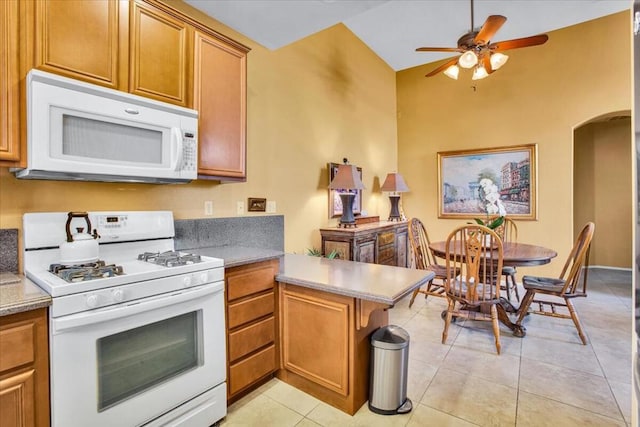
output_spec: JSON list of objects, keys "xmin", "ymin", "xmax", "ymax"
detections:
[
  {"xmin": 443, "ymin": 64, "xmax": 459, "ymax": 80},
  {"xmin": 472, "ymin": 65, "xmax": 489, "ymax": 80},
  {"xmin": 458, "ymin": 50, "xmax": 478, "ymax": 69},
  {"xmin": 490, "ymin": 52, "xmax": 509, "ymax": 70}
]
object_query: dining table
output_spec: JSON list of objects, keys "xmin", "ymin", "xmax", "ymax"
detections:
[{"xmin": 428, "ymin": 241, "xmax": 558, "ymax": 337}]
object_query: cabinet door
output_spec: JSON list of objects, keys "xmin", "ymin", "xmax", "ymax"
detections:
[
  {"xmin": 194, "ymin": 30, "xmax": 247, "ymax": 181},
  {"xmin": 0, "ymin": 0, "xmax": 21, "ymax": 164},
  {"xmin": 33, "ymin": 0, "xmax": 126, "ymax": 90},
  {"xmin": 130, "ymin": 1, "xmax": 191, "ymax": 106},
  {"xmin": 356, "ymin": 239, "xmax": 376, "ymax": 263},
  {"xmin": 396, "ymin": 228, "xmax": 408, "ymax": 267}
]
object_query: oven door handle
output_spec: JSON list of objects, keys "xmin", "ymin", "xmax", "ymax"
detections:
[{"xmin": 52, "ymin": 283, "xmax": 222, "ymax": 333}]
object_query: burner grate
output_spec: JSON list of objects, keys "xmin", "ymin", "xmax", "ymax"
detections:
[
  {"xmin": 137, "ymin": 251, "xmax": 202, "ymax": 267},
  {"xmin": 50, "ymin": 261, "xmax": 125, "ymax": 283}
]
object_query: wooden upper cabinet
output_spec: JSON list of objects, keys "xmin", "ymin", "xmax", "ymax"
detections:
[
  {"xmin": 194, "ymin": 30, "xmax": 247, "ymax": 181},
  {"xmin": 0, "ymin": 0, "xmax": 22, "ymax": 164},
  {"xmin": 33, "ymin": 0, "xmax": 126, "ymax": 90},
  {"xmin": 130, "ymin": 1, "xmax": 191, "ymax": 107}
]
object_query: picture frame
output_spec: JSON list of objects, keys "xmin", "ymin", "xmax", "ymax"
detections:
[
  {"xmin": 437, "ymin": 144, "xmax": 538, "ymax": 220},
  {"xmin": 248, "ymin": 197, "xmax": 266, "ymax": 212},
  {"xmin": 328, "ymin": 162, "xmax": 363, "ymax": 218}
]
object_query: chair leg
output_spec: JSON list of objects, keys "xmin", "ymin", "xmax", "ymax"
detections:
[
  {"xmin": 408, "ymin": 287, "xmax": 420, "ymax": 308},
  {"xmin": 566, "ymin": 298, "xmax": 587, "ymax": 345},
  {"xmin": 510, "ymin": 273, "xmax": 520, "ymax": 302},
  {"xmin": 490, "ymin": 303, "xmax": 501, "ymax": 355},
  {"xmin": 424, "ymin": 280, "xmax": 434, "ymax": 301},
  {"xmin": 515, "ymin": 290, "xmax": 535, "ymax": 325},
  {"xmin": 503, "ymin": 274, "xmax": 511, "ymax": 301},
  {"xmin": 442, "ymin": 299, "xmax": 455, "ymax": 345}
]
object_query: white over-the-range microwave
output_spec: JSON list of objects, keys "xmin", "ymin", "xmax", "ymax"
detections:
[{"xmin": 12, "ymin": 69, "xmax": 198, "ymax": 184}]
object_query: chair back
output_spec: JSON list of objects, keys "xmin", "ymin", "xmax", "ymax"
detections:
[
  {"xmin": 444, "ymin": 224, "xmax": 504, "ymax": 304},
  {"xmin": 408, "ymin": 218, "xmax": 440, "ymax": 270},
  {"xmin": 559, "ymin": 222, "xmax": 595, "ymax": 296}
]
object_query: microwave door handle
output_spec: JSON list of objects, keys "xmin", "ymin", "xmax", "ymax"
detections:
[{"xmin": 171, "ymin": 128, "xmax": 184, "ymax": 171}]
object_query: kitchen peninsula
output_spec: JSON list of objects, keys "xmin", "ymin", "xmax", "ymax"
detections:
[{"xmin": 275, "ymin": 253, "xmax": 433, "ymax": 415}]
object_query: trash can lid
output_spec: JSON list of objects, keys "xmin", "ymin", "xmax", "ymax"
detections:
[{"xmin": 371, "ymin": 325, "xmax": 410, "ymax": 350}]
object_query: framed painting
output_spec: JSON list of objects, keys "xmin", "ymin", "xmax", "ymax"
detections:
[
  {"xmin": 437, "ymin": 144, "xmax": 538, "ymax": 220},
  {"xmin": 328, "ymin": 162, "xmax": 363, "ymax": 218}
]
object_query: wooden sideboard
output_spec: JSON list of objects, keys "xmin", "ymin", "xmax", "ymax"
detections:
[{"xmin": 320, "ymin": 221, "xmax": 408, "ymax": 267}]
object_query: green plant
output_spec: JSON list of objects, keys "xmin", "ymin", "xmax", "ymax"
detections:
[{"xmin": 306, "ymin": 248, "xmax": 339, "ymax": 259}]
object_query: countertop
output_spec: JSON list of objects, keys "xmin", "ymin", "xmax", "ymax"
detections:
[
  {"xmin": 188, "ymin": 246, "xmax": 283, "ymax": 268},
  {"xmin": 0, "ymin": 274, "xmax": 51, "ymax": 316},
  {"xmin": 275, "ymin": 253, "xmax": 434, "ymax": 306}
]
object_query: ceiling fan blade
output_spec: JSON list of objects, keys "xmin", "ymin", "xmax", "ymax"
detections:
[
  {"xmin": 474, "ymin": 15, "xmax": 507, "ymax": 45},
  {"xmin": 482, "ymin": 55, "xmax": 494, "ymax": 74},
  {"xmin": 416, "ymin": 47, "xmax": 464, "ymax": 53},
  {"xmin": 489, "ymin": 34, "xmax": 549, "ymax": 51},
  {"xmin": 425, "ymin": 57, "xmax": 459, "ymax": 77}
]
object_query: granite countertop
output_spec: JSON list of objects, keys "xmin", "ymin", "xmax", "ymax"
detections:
[
  {"xmin": 0, "ymin": 274, "xmax": 51, "ymax": 316},
  {"xmin": 189, "ymin": 246, "xmax": 284, "ymax": 268},
  {"xmin": 276, "ymin": 253, "xmax": 434, "ymax": 306}
]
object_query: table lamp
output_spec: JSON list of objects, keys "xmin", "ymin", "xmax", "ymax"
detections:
[
  {"xmin": 329, "ymin": 163, "xmax": 366, "ymax": 228},
  {"xmin": 380, "ymin": 172, "xmax": 409, "ymax": 221}
]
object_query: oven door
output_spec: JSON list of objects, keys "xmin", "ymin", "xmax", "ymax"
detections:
[{"xmin": 49, "ymin": 282, "xmax": 225, "ymax": 427}]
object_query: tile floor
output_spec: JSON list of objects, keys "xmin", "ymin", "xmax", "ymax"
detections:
[{"xmin": 221, "ymin": 268, "xmax": 633, "ymax": 426}]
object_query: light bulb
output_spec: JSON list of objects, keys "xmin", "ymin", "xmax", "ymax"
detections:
[
  {"xmin": 472, "ymin": 65, "xmax": 489, "ymax": 80},
  {"xmin": 490, "ymin": 52, "xmax": 509, "ymax": 70},
  {"xmin": 458, "ymin": 50, "xmax": 478, "ymax": 69},
  {"xmin": 443, "ymin": 64, "xmax": 459, "ymax": 80}
]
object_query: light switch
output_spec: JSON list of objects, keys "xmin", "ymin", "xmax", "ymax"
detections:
[
  {"xmin": 204, "ymin": 201, "xmax": 213, "ymax": 216},
  {"xmin": 266, "ymin": 201, "xmax": 276, "ymax": 213}
]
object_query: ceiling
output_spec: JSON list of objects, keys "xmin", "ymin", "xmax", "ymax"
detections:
[{"xmin": 183, "ymin": 0, "xmax": 630, "ymax": 71}]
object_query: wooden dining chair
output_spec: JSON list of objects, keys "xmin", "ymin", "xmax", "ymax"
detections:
[
  {"xmin": 514, "ymin": 222, "xmax": 595, "ymax": 345},
  {"xmin": 407, "ymin": 218, "xmax": 448, "ymax": 307},
  {"xmin": 494, "ymin": 217, "xmax": 520, "ymax": 302},
  {"xmin": 442, "ymin": 224, "xmax": 504, "ymax": 354}
]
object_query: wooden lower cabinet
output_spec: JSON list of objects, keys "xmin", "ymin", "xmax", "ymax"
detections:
[
  {"xmin": 0, "ymin": 308, "xmax": 50, "ymax": 427},
  {"xmin": 225, "ymin": 259, "xmax": 279, "ymax": 403},
  {"xmin": 277, "ymin": 283, "xmax": 388, "ymax": 415},
  {"xmin": 320, "ymin": 221, "xmax": 409, "ymax": 267}
]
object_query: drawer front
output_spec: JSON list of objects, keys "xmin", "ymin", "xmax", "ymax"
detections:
[
  {"xmin": 378, "ymin": 232, "xmax": 395, "ymax": 246},
  {"xmin": 229, "ymin": 344, "xmax": 276, "ymax": 395},
  {"xmin": 228, "ymin": 292, "xmax": 274, "ymax": 329},
  {"xmin": 227, "ymin": 265, "xmax": 276, "ymax": 301},
  {"xmin": 0, "ymin": 323, "xmax": 35, "ymax": 373},
  {"xmin": 228, "ymin": 317, "xmax": 275, "ymax": 362}
]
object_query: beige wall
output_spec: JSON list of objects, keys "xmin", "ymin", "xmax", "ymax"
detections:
[
  {"xmin": 575, "ymin": 118, "xmax": 632, "ymax": 268},
  {"xmin": 396, "ymin": 11, "xmax": 632, "ymax": 277},
  {"xmin": 0, "ymin": 1, "xmax": 398, "ymax": 263}
]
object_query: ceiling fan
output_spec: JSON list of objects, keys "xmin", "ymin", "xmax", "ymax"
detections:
[{"xmin": 416, "ymin": 0, "xmax": 549, "ymax": 80}]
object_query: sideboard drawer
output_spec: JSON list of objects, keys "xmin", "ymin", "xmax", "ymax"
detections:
[{"xmin": 378, "ymin": 232, "xmax": 395, "ymax": 246}]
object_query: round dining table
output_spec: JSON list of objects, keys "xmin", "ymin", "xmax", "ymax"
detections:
[{"xmin": 428, "ymin": 241, "xmax": 558, "ymax": 337}]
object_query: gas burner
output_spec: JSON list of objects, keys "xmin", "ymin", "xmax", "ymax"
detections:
[
  {"xmin": 137, "ymin": 251, "xmax": 202, "ymax": 267},
  {"xmin": 49, "ymin": 261, "xmax": 125, "ymax": 283}
]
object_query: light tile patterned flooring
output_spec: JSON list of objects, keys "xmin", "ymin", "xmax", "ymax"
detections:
[{"xmin": 221, "ymin": 268, "xmax": 633, "ymax": 426}]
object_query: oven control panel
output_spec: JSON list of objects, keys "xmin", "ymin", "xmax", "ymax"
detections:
[{"xmin": 51, "ymin": 268, "xmax": 224, "ymax": 317}]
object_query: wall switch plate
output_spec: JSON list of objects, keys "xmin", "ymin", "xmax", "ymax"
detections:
[
  {"xmin": 204, "ymin": 201, "xmax": 213, "ymax": 216},
  {"xmin": 236, "ymin": 201, "xmax": 245, "ymax": 215},
  {"xmin": 266, "ymin": 201, "xmax": 276, "ymax": 213}
]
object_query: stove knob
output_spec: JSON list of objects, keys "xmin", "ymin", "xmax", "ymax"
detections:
[
  {"xmin": 86, "ymin": 294, "xmax": 99, "ymax": 308},
  {"xmin": 112, "ymin": 289, "xmax": 125, "ymax": 302},
  {"xmin": 183, "ymin": 276, "xmax": 192, "ymax": 287},
  {"xmin": 199, "ymin": 272, "xmax": 208, "ymax": 283}
]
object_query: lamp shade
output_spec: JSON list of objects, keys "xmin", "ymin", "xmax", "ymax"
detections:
[
  {"xmin": 329, "ymin": 164, "xmax": 366, "ymax": 190},
  {"xmin": 380, "ymin": 173, "xmax": 409, "ymax": 193}
]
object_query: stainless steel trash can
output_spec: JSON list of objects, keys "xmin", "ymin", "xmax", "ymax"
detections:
[{"xmin": 368, "ymin": 325, "xmax": 412, "ymax": 415}]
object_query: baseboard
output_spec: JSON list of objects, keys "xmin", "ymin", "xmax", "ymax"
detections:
[{"xmin": 587, "ymin": 265, "xmax": 632, "ymax": 272}]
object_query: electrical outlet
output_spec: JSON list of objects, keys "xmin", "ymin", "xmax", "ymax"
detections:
[
  {"xmin": 236, "ymin": 201, "xmax": 245, "ymax": 215},
  {"xmin": 204, "ymin": 201, "xmax": 213, "ymax": 216},
  {"xmin": 266, "ymin": 201, "xmax": 276, "ymax": 213}
]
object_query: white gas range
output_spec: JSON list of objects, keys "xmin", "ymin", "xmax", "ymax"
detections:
[{"xmin": 23, "ymin": 211, "xmax": 227, "ymax": 427}]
